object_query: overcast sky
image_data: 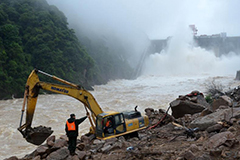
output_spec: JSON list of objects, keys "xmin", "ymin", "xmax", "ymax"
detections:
[{"xmin": 47, "ymin": 0, "xmax": 240, "ymax": 40}]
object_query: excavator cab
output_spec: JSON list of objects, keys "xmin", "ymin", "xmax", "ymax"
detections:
[{"xmin": 96, "ymin": 112, "xmax": 126, "ymax": 139}]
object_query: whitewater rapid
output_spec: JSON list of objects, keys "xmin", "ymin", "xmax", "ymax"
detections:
[{"xmin": 0, "ymin": 74, "xmax": 239, "ymax": 159}]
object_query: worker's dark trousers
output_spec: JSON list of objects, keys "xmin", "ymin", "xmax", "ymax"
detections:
[{"xmin": 68, "ymin": 136, "xmax": 77, "ymax": 154}]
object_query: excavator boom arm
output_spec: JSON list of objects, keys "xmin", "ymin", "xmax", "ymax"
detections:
[{"xmin": 39, "ymin": 82, "xmax": 103, "ymax": 116}]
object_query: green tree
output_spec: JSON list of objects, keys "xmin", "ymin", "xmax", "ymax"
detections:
[{"xmin": 0, "ymin": 0, "xmax": 96, "ymax": 99}]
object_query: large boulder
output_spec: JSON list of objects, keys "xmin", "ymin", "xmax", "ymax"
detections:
[
  {"xmin": 35, "ymin": 145, "xmax": 49, "ymax": 156},
  {"xmin": 170, "ymin": 91, "xmax": 210, "ymax": 119},
  {"xmin": 46, "ymin": 147, "xmax": 69, "ymax": 160},
  {"xmin": 211, "ymin": 95, "xmax": 233, "ymax": 111},
  {"xmin": 190, "ymin": 108, "xmax": 240, "ymax": 130},
  {"xmin": 52, "ymin": 139, "xmax": 67, "ymax": 150},
  {"xmin": 47, "ymin": 135, "xmax": 55, "ymax": 147},
  {"xmin": 170, "ymin": 100, "xmax": 206, "ymax": 118},
  {"xmin": 204, "ymin": 131, "xmax": 236, "ymax": 149}
]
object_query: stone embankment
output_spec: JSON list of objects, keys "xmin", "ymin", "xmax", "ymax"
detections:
[{"xmin": 5, "ymin": 86, "xmax": 240, "ymax": 160}]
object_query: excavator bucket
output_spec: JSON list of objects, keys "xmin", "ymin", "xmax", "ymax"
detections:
[{"xmin": 24, "ymin": 126, "xmax": 53, "ymax": 145}]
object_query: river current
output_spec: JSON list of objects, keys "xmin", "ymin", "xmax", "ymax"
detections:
[{"xmin": 0, "ymin": 74, "xmax": 239, "ymax": 159}]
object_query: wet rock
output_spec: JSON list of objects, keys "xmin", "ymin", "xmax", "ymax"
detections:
[
  {"xmin": 221, "ymin": 150, "xmax": 233, "ymax": 158},
  {"xmin": 118, "ymin": 136, "xmax": 126, "ymax": 141},
  {"xmin": 230, "ymin": 117, "xmax": 237, "ymax": 124},
  {"xmin": 77, "ymin": 143, "xmax": 85, "ymax": 151},
  {"xmin": 209, "ymin": 149, "xmax": 222, "ymax": 157},
  {"xmin": 33, "ymin": 155, "xmax": 41, "ymax": 160},
  {"xmin": 93, "ymin": 139, "xmax": 105, "ymax": 145},
  {"xmin": 46, "ymin": 147, "xmax": 69, "ymax": 160},
  {"xmin": 179, "ymin": 150, "xmax": 195, "ymax": 160},
  {"xmin": 4, "ymin": 156, "xmax": 18, "ymax": 160},
  {"xmin": 234, "ymin": 102, "xmax": 240, "ymax": 108},
  {"xmin": 81, "ymin": 135, "xmax": 91, "ymax": 144},
  {"xmin": 92, "ymin": 153, "xmax": 103, "ymax": 160},
  {"xmin": 91, "ymin": 143, "xmax": 104, "ymax": 152},
  {"xmin": 195, "ymin": 154, "xmax": 212, "ymax": 160},
  {"xmin": 60, "ymin": 135, "xmax": 68, "ymax": 141},
  {"xmin": 190, "ymin": 108, "xmax": 240, "ymax": 130},
  {"xmin": 206, "ymin": 123, "xmax": 223, "ymax": 133},
  {"xmin": 151, "ymin": 118, "xmax": 159, "ymax": 125},
  {"xmin": 221, "ymin": 96, "xmax": 233, "ymax": 105},
  {"xmin": 170, "ymin": 99, "xmax": 206, "ymax": 119},
  {"xmin": 211, "ymin": 95, "xmax": 233, "ymax": 111},
  {"xmin": 76, "ymin": 150, "xmax": 86, "ymax": 160},
  {"xmin": 228, "ymin": 126, "xmax": 236, "ymax": 132},
  {"xmin": 190, "ymin": 116, "xmax": 217, "ymax": 131},
  {"xmin": 121, "ymin": 140, "xmax": 132, "ymax": 148},
  {"xmin": 218, "ymin": 105, "xmax": 230, "ymax": 110},
  {"xmin": 47, "ymin": 135, "xmax": 55, "ymax": 147},
  {"xmin": 101, "ymin": 144, "xmax": 112, "ymax": 153},
  {"xmin": 182, "ymin": 114, "xmax": 193, "ymax": 123},
  {"xmin": 226, "ymin": 85, "xmax": 240, "ymax": 102},
  {"xmin": 188, "ymin": 144, "xmax": 200, "ymax": 153},
  {"xmin": 36, "ymin": 145, "xmax": 49, "ymax": 156},
  {"xmin": 65, "ymin": 155, "xmax": 72, "ymax": 160},
  {"xmin": 204, "ymin": 131, "xmax": 236, "ymax": 149},
  {"xmin": 105, "ymin": 137, "xmax": 118, "ymax": 144},
  {"xmin": 103, "ymin": 137, "xmax": 118, "ymax": 148},
  {"xmin": 200, "ymin": 108, "xmax": 212, "ymax": 117},
  {"xmin": 145, "ymin": 108, "xmax": 154, "ymax": 116},
  {"xmin": 118, "ymin": 136, "xmax": 132, "ymax": 148},
  {"xmin": 71, "ymin": 155, "xmax": 79, "ymax": 160},
  {"xmin": 112, "ymin": 141, "xmax": 123, "ymax": 149},
  {"xmin": 52, "ymin": 139, "xmax": 67, "ymax": 149},
  {"xmin": 100, "ymin": 141, "xmax": 122, "ymax": 153},
  {"xmin": 176, "ymin": 157, "xmax": 184, "ymax": 160},
  {"xmin": 195, "ymin": 93, "xmax": 211, "ymax": 108}
]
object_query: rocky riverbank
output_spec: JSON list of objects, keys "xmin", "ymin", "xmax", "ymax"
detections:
[{"xmin": 5, "ymin": 86, "xmax": 240, "ymax": 160}]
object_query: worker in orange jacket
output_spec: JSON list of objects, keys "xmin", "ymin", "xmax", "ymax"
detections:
[
  {"xmin": 104, "ymin": 118, "xmax": 113, "ymax": 134},
  {"xmin": 65, "ymin": 114, "xmax": 87, "ymax": 155}
]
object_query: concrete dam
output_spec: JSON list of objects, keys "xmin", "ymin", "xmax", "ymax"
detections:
[
  {"xmin": 134, "ymin": 34, "xmax": 240, "ymax": 77},
  {"xmin": 150, "ymin": 35, "xmax": 240, "ymax": 56}
]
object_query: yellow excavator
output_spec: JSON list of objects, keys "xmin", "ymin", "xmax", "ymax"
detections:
[{"xmin": 18, "ymin": 69, "xmax": 149, "ymax": 145}]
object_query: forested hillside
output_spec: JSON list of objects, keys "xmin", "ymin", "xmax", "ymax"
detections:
[{"xmin": 0, "ymin": 0, "xmax": 97, "ymax": 99}]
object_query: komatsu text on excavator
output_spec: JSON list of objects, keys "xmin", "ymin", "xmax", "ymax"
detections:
[{"xmin": 18, "ymin": 69, "xmax": 149, "ymax": 145}]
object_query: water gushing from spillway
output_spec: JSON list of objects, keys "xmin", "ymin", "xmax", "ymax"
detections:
[{"xmin": 142, "ymin": 29, "xmax": 240, "ymax": 76}]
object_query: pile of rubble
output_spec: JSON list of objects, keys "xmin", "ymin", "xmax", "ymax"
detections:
[{"xmin": 6, "ymin": 87, "xmax": 240, "ymax": 160}]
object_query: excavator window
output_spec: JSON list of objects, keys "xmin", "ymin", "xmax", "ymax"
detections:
[
  {"xmin": 114, "ymin": 114, "xmax": 126, "ymax": 134},
  {"xmin": 96, "ymin": 117, "xmax": 103, "ymax": 131}
]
